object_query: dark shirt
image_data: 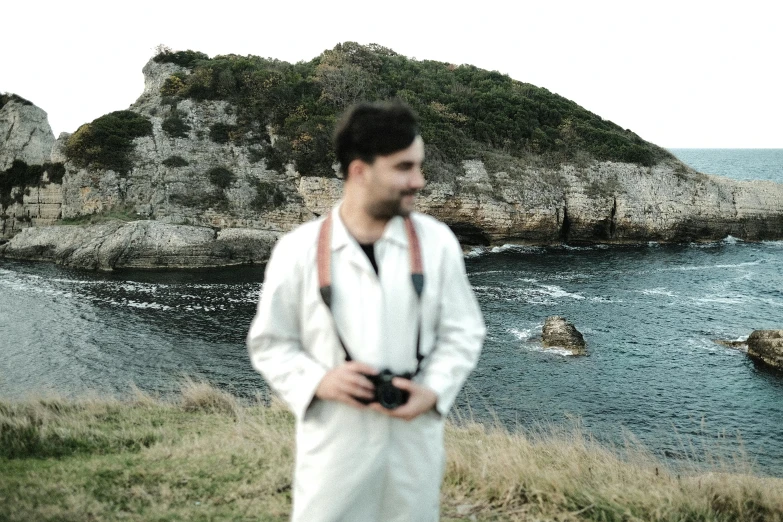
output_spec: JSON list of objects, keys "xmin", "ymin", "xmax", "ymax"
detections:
[{"xmin": 359, "ymin": 243, "xmax": 379, "ymax": 275}]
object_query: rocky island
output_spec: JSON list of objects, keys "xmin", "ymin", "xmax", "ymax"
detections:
[{"xmin": 3, "ymin": 43, "xmax": 783, "ymax": 270}]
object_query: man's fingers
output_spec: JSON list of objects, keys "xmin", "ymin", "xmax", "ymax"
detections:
[
  {"xmin": 391, "ymin": 377, "xmax": 414, "ymax": 390},
  {"xmin": 344, "ymin": 361, "xmax": 379, "ymax": 376}
]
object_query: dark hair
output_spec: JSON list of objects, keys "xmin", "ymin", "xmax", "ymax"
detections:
[{"xmin": 333, "ymin": 100, "xmax": 419, "ymax": 175}]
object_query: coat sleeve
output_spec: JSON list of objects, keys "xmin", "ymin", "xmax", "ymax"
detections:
[
  {"xmin": 246, "ymin": 235, "xmax": 328, "ymax": 421},
  {"xmin": 417, "ymin": 229, "xmax": 486, "ymax": 416}
]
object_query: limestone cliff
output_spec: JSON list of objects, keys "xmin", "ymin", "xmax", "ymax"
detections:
[
  {"xmin": 0, "ymin": 94, "xmax": 55, "ymax": 170},
  {"xmin": 2, "ymin": 51, "xmax": 783, "ymax": 270},
  {"xmin": 0, "ymin": 94, "xmax": 63, "ymax": 237}
]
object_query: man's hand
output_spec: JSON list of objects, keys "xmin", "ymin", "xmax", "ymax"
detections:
[
  {"xmin": 369, "ymin": 378, "xmax": 438, "ymax": 421},
  {"xmin": 315, "ymin": 361, "xmax": 378, "ymax": 409}
]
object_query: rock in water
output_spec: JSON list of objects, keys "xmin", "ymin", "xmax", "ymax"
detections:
[
  {"xmin": 542, "ymin": 316, "xmax": 586, "ymax": 355},
  {"xmin": 747, "ymin": 330, "xmax": 783, "ymax": 369}
]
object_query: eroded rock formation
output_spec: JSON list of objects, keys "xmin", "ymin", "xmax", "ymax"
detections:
[
  {"xmin": 542, "ymin": 316, "xmax": 587, "ymax": 355},
  {"xmin": 0, "ymin": 96, "xmax": 55, "ymax": 171},
  {"xmin": 747, "ymin": 330, "xmax": 783, "ymax": 370}
]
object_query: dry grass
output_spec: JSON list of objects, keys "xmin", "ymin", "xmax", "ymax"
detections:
[{"xmin": 1, "ymin": 383, "xmax": 782, "ymax": 521}]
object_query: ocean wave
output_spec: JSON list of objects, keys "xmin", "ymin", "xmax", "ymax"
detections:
[
  {"xmin": 507, "ymin": 326, "xmax": 577, "ymax": 357},
  {"xmin": 690, "ymin": 295, "xmax": 745, "ymax": 304},
  {"xmin": 100, "ymin": 299, "xmax": 173, "ymax": 311},
  {"xmin": 657, "ymin": 261, "xmax": 761, "ymax": 273},
  {"xmin": 527, "ymin": 344, "xmax": 577, "ymax": 357},
  {"xmin": 640, "ymin": 288, "xmax": 677, "ymax": 297},
  {"xmin": 508, "ymin": 327, "xmax": 538, "ymax": 342},
  {"xmin": 464, "ymin": 247, "xmax": 487, "ymax": 258},
  {"xmin": 490, "ymin": 244, "xmax": 546, "ymax": 254},
  {"xmin": 474, "ymin": 283, "xmax": 585, "ymax": 303},
  {"xmin": 590, "ymin": 296, "xmax": 619, "ymax": 303},
  {"xmin": 561, "ymin": 244, "xmax": 610, "ymax": 251}
]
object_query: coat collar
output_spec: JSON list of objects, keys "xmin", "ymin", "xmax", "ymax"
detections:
[{"xmin": 330, "ymin": 203, "xmax": 409, "ymax": 252}]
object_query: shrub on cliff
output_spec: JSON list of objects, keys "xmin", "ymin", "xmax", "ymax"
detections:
[
  {"xmin": 162, "ymin": 155, "xmax": 189, "ymax": 167},
  {"xmin": 209, "ymin": 123, "xmax": 239, "ymax": 144},
  {"xmin": 251, "ymin": 180, "xmax": 286, "ymax": 211},
  {"xmin": 156, "ymin": 43, "xmax": 672, "ymax": 177},
  {"xmin": 0, "ymin": 160, "xmax": 66, "ymax": 208},
  {"xmin": 206, "ymin": 166, "xmax": 235, "ymax": 189},
  {"xmin": 0, "ymin": 93, "xmax": 33, "ymax": 110},
  {"xmin": 65, "ymin": 111, "xmax": 152, "ymax": 174},
  {"xmin": 162, "ymin": 109, "xmax": 191, "ymax": 138},
  {"xmin": 153, "ymin": 48, "xmax": 208, "ymax": 69}
]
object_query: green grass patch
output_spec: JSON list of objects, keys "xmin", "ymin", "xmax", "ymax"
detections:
[
  {"xmin": 58, "ymin": 205, "xmax": 138, "ymax": 225},
  {"xmin": 1, "ymin": 383, "xmax": 781, "ymax": 521}
]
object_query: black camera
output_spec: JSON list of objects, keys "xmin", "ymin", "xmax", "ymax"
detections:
[{"xmin": 359, "ymin": 369, "xmax": 412, "ymax": 409}]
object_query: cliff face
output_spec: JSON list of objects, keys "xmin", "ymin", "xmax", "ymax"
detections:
[
  {"xmin": 0, "ymin": 96, "xmax": 63, "ymax": 238},
  {"xmin": 2, "ymin": 57, "xmax": 783, "ymax": 270},
  {"xmin": 0, "ymin": 97, "xmax": 55, "ymax": 170}
]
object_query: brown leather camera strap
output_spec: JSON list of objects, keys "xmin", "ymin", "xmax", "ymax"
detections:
[{"xmin": 317, "ymin": 212, "xmax": 425, "ymax": 373}]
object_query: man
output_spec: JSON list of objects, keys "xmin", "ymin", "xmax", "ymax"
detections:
[{"xmin": 247, "ymin": 100, "xmax": 485, "ymax": 521}]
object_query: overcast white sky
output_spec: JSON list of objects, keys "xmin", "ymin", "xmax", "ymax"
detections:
[{"xmin": 2, "ymin": 0, "xmax": 780, "ymax": 148}]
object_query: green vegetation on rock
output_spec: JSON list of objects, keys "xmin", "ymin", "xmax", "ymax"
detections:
[
  {"xmin": 251, "ymin": 180, "xmax": 286, "ymax": 211},
  {"xmin": 161, "ymin": 108, "xmax": 191, "ymax": 138},
  {"xmin": 0, "ymin": 160, "xmax": 66, "ymax": 208},
  {"xmin": 65, "ymin": 111, "xmax": 152, "ymax": 174},
  {"xmin": 152, "ymin": 43, "xmax": 672, "ymax": 179},
  {"xmin": 0, "ymin": 92, "xmax": 33, "ymax": 110},
  {"xmin": 206, "ymin": 166, "xmax": 235, "ymax": 189},
  {"xmin": 152, "ymin": 47, "xmax": 209, "ymax": 69},
  {"xmin": 208, "ymin": 122, "xmax": 239, "ymax": 144},
  {"xmin": 161, "ymin": 155, "xmax": 189, "ymax": 167}
]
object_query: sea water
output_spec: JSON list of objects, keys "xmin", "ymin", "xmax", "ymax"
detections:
[{"xmin": 1, "ymin": 149, "xmax": 782, "ymax": 474}]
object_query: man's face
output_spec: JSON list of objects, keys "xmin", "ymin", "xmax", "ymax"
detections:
[{"xmin": 363, "ymin": 136, "xmax": 425, "ymax": 219}]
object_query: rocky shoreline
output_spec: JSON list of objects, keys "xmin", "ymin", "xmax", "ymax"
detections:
[
  {"xmin": 0, "ymin": 220, "xmax": 276, "ymax": 270},
  {"xmin": 4, "ymin": 57, "xmax": 783, "ymax": 270}
]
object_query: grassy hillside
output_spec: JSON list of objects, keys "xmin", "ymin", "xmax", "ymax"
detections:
[
  {"xmin": 148, "ymin": 43, "xmax": 673, "ymax": 180},
  {"xmin": 2, "ymin": 382, "xmax": 781, "ymax": 521}
]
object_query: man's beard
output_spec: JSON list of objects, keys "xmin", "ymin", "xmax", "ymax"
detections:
[{"xmin": 367, "ymin": 190, "xmax": 416, "ymax": 219}]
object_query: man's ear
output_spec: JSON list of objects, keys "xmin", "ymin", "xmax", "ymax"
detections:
[{"xmin": 347, "ymin": 159, "xmax": 368, "ymax": 182}]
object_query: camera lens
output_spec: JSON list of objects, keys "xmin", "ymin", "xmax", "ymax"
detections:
[{"xmin": 379, "ymin": 384, "xmax": 400, "ymax": 409}]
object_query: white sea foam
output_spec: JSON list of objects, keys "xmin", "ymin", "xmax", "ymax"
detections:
[
  {"xmin": 690, "ymin": 295, "xmax": 744, "ymax": 304},
  {"xmin": 490, "ymin": 244, "xmax": 544, "ymax": 254},
  {"xmin": 641, "ymin": 288, "xmax": 677, "ymax": 297},
  {"xmin": 528, "ymin": 345, "xmax": 576, "ymax": 357},
  {"xmin": 590, "ymin": 296, "xmax": 618, "ymax": 303},
  {"xmin": 561, "ymin": 244, "xmax": 609, "ymax": 251},
  {"xmin": 464, "ymin": 247, "xmax": 487, "ymax": 258},
  {"xmin": 113, "ymin": 299, "xmax": 172, "ymax": 311},
  {"xmin": 537, "ymin": 284, "xmax": 585, "ymax": 300},
  {"xmin": 508, "ymin": 326, "xmax": 577, "ymax": 356},
  {"xmin": 508, "ymin": 327, "xmax": 537, "ymax": 341},
  {"xmin": 657, "ymin": 261, "xmax": 760, "ymax": 273},
  {"xmin": 722, "ymin": 235, "xmax": 742, "ymax": 244}
]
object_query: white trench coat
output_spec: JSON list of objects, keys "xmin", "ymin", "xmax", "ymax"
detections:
[{"xmin": 247, "ymin": 205, "xmax": 485, "ymax": 522}]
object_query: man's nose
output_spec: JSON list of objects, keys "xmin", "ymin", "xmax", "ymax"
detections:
[{"xmin": 410, "ymin": 167, "xmax": 425, "ymax": 189}]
